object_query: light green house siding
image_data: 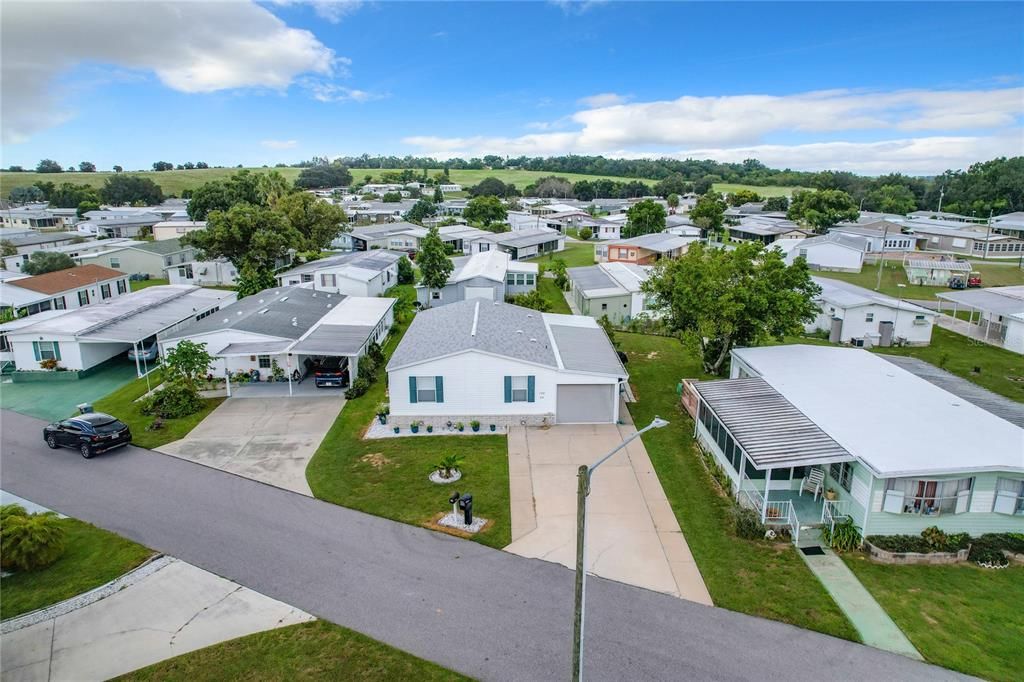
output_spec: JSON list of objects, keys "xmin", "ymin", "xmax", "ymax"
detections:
[
  {"xmin": 823, "ymin": 461, "xmax": 869, "ymax": 531},
  {"xmin": 863, "ymin": 471, "xmax": 1024, "ymax": 536},
  {"xmin": 581, "ymin": 293, "xmax": 632, "ymax": 324}
]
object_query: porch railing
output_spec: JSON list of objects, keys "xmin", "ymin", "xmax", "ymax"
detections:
[
  {"xmin": 821, "ymin": 499, "xmax": 851, "ymax": 536},
  {"xmin": 740, "ymin": 488, "xmax": 764, "ymax": 514},
  {"xmin": 763, "ymin": 500, "xmax": 800, "ymax": 545}
]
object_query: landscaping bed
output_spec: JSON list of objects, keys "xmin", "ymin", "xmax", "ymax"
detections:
[
  {"xmin": 115, "ymin": 619, "xmax": 468, "ymax": 682},
  {"xmin": 1, "ymin": 517, "xmax": 152, "ymax": 620},
  {"xmin": 865, "ymin": 530, "xmax": 1024, "ymax": 567},
  {"xmin": 617, "ymin": 331, "xmax": 858, "ymax": 641}
]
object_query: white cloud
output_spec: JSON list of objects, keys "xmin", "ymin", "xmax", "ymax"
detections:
[
  {"xmin": 267, "ymin": 0, "xmax": 363, "ymax": 24},
  {"xmin": 261, "ymin": 139, "xmax": 299, "ymax": 149},
  {"xmin": 548, "ymin": 0, "xmax": 608, "ymax": 15},
  {"xmin": 578, "ymin": 93, "xmax": 628, "ymax": 108},
  {"xmin": 403, "ymin": 86, "xmax": 1024, "ymax": 174},
  {"xmin": 1, "ymin": 1, "xmax": 339, "ymax": 143},
  {"xmin": 303, "ymin": 81, "xmax": 388, "ymax": 103}
]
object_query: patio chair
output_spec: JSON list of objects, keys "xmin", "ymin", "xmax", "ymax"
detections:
[{"xmin": 800, "ymin": 467, "xmax": 825, "ymax": 501}]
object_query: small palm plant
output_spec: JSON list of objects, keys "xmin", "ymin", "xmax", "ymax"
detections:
[
  {"xmin": 432, "ymin": 454, "xmax": 465, "ymax": 480},
  {"xmin": 0, "ymin": 504, "xmax": 67, "ymax": 571}
]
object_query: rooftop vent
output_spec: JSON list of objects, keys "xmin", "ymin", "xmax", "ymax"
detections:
[
  {"xmin": 281, "ymin": 296, "xmax": 288, "ymax": 301},
  {"xmin": 529, "ymin": 338, "xmax": 537, "ymax": 343},
  {"xmin": 258, "ymin": 309, "xmax": 269, "ymax": 315},
  {"xmin": 516, "ymin": 329, "xmax": 523, "ymax": 334}
]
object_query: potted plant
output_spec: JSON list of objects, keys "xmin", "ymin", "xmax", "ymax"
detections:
[
  {"xmin": 393, "ymin": 425, "xmax": 400, "ymax": 434},
  {"xmin": 431, "ymin": 454, "xmax": 465, "ymax": 483},
  {"xmin": 410, "ymin": 420, "xmax": 423, "ymax": 434},
  {"xmin": 271, "ymin": 359, "xmax": 285, "ymax": 382},
  {"xmin": 39, "ymin": 358, "xmax": 59, "ymax": 371},
  {"xmin": 426, "ymin": 424, "xmax": 433, "ymax": 433},
  {"xmin": 376, "ymin": 403, "xmax": 390, "ymax": 425},
  {"xmin": 489, "ymin": 424, "xmax": 496, "ymax": 432},
  {"xmin": 470, "ymin": 420, "xmax": 480, "ymax": 432},
  {"xmin": 825, "ymin": 488, "xmax": 838, "ymax": 501},
  {"xmin": 456, "ymin": 421, "xmax": 464, "ymax": 432}
]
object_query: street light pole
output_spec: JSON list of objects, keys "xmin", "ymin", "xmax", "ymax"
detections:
[{"xmin": 571, "ymin": 416, "xmax": 669, "ymax": 681}]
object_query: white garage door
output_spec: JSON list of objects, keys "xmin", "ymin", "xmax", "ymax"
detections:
[
  {"xmin": 465, "ymin": 286, "xmax": 494, "ymax": 300},
  {"xmin": 556, "ymin": 384, "xmax": 615, "ymax": 424}
]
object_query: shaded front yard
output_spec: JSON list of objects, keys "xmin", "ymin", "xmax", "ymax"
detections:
[
  {"xmin": 843, "ymin": 554, "xmax": 1024, "ymax": 681},
  {"xmin": 305, "ymin": 322, "xmax": 511, "ymax": 549},
  {"xmin": 1, "ymin": 517, "xmax": 152, "ymax": 619},
  {"xmin": 618, "ymin": 332, "xmax": 858, "ymax": 640}
]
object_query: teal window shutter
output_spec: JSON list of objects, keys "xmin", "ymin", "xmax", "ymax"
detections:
[
  {"xmin": 409, "ymin": 376, "xmax": 418, "ymax": 403},
  {"xmin": 53, "ymin": 342, "xmax": 61, "ymax": 361},
  {"xmin": 435, "ymin": 376, "xmax": 444, "ymax": 403},
  {"xmin": 527, "ymin": 376, "xmax": 535, "ymax": 402},
  {"xmin": 504, "ymin": 376, "xmax": 512, "ymax": 403},
  {"xmin": 32, "ymin": 341, "xmax": 41, "ymax": 361}
]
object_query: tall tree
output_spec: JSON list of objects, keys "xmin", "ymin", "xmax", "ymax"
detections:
[
  {"xmin": 35, "ymin": 159, "xmax": 62, "ymax": 173},
  {"xmin": 643, "ymin": 242, "xmax": 820, "ymax": 375},
  {"xmin": 152, "ymin": 161, "xmax": 174, "ymax": 171},
  {"xmin": 21, "ymin": 251, "xmax": 76, "ymax": 275},
  {"xmin": 654, "ymin": 174, "xmax": 691, "ymax": 198},
  {"xmin": 77, "ymin": 161, "xmax": 96, "ymax": 172},
  {"xmin": 236, "ymin": 264, "xmax": 278, "ymax": 299},
  {"xmin": 256, "ymin": 170, "xmax": 294, "ymax": 207},
  {"xmin": 863, "ymin": 184, "xmax": 916, "ymax": 215},
  {"xmin": 623, "ymin": 199, "xmax": 667, "ymax": 238},
  {"xmin": 381, "ymin": 192, "xmax": 403, "ymax": 203},
  {"xmin": 433, "ymin": 186, "xmax": 444, "ymax": 203},
  {"xmin": 112, "ymin": 165, "xmax": 123, "ymax": 173},
  {"xmin": 48, "ymin": 183, "xmax": 100, "ymax": 209},
  {"xmin": 666, "ymin": 193, "xmax": 680, "ymax": 210},
  {"xmin": 294, "ymin": 164, "xmax": 352, "ymax": 189},
  {"xmin": 99, "ymin": 175, "xmax": 164, "ymax": 206},
  {"xmin": 8, "ymin": 186, "xmax": 44, "ymax": 203},
  {"xmin": 77, "ymin": 200, "xmax": 100, "ymax": 218},
  {"xmin": 726, "ymin": 189, "xmax": 762, "ymax": 206},
  {"xmin": 404, "ymin": 199, "xmax": 438, "ymax": 225},
  {"xmin": 468, "ymin": 177, "xmax": 509, "ymax": 198},
  {"xmin": 763, "ymin": 195, "xmax": 789, "ymax": 212},
  {"xmin": 787, "ymin": 189, "xmax": 859, "ymax": 231},
  {"xmin": 417, "ymin": 226, "xmax": 453, "ymax": 306},
  {"xmin": 397, "ymin": 255, "xmax": 415, "ymax": 284},
  {"xmin": 273, "ymin": 191, "xmax": 348, "ymax": 251},
  {"xmin": 463, "ymin": 195, "xmax": 507, "ymax": 226},
  {"xmin": 186, "ymin": 170, "xmax": 262, "ymax": 219},
  {"xmin": 183, "ymin": 204, "xmax": 301, "ymax": 272}
]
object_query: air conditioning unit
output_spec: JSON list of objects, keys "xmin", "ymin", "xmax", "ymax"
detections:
[{"xmin": 912, "ymin": 318, "xmax": 928, "ymax": 325}]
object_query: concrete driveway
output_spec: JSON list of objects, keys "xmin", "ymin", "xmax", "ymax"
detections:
[
  {"xmin": 157, "ymin": 397, "xmax": 343, "ymax": 495},
  {"xmin": 504, "ymin": 417, "xmax": 712, "ymax": 605},
  {"xmin": 1, "ymin": 558, "xmax": 311, "ymax": 682}
]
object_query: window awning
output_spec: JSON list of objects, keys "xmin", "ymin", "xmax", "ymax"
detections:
[{"xmin": 692, "ymin": 377, "xmax": 853, "ymax": 469}]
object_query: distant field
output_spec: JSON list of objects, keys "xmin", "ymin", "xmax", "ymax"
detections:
[{"xmin": 1, "ymin": 166, "xmax": 799, "ymax": 199}]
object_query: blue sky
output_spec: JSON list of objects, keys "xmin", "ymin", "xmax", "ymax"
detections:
[{"xmin": 2, "ymin": 1, "xmax": 1022, "ymax": 174}]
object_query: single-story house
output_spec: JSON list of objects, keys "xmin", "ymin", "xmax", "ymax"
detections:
[
  {"xmin": 469, "ymin": 227, "xmax": 565, "ymax": 260},
  {"xmin": 903, "ymin": 257, "xmax": 974, "ymax": 286},
  {"xmin": 0, "ymin": 208, "xmax": 65, "ymax": 230},
  {"xmin": 935, "ymin": 286, "xmax": 1024, "ymax": 355},
  {"xmin": 772, "ymin": 232, "xmax": 867, "ymax": 272},
  {"xmin": 691, "ymin": 345, "xmax": 1024, "ymax": 540},
  {"xmin": 79, "ymin": 212, "xmax": 163, "ymax": 239},
  {"xmin": 166, "ymin": 259, "xmax": 239, "ymax": 287},
  {"xmin": 808, "ymin": 276, "xmax": 936, "ymax": 346},
  {"xmin": 415, "ymin": 250, "xmax": 538, "ymax": 307},
  {"xmin": 0, "ymin": 265, "xmax": 129, "ymax": 318},
  {"xmin": 567, "ymin": 262, "xmax": 652, "ymax": 324},
  {"xmin": 3, "ymin": 285, "xmax": 235, "ymax": 376},
  {"xmin": 729, "ymin": 220, "xmax": 812, "ymax": 245},
  {"xmin": 153, "ymin": 221, "xmax": 206, "ymax": 241},
  {"xmin": 904, "ymin": 220, "xmax": 1024, "ymax": 259},
  {"xmin": 830, "ymin": 221, "xmax": 917, "ymax": 253},
  {"xmin": 528, "ymin": 202, "xmax": 580, "ymax": 216},
  {"xmin": 161, "ymin": 287, "xmax": 394, "ymax": 386},
  {"xmin": 345, "ymin": 200, "xmax": 419, "ymax": 225},
  {"xmin": 595, "ymin": 233, "xmax": 693, "ymax": 265},
  {"xmin": 275, "ymin": 249, "xmax": 402, "ymax": 297},
  {"xmin": 0, "ymin": 231, "xmax": 89, "ymax": 257},
  {"xmin": 507, "ymin": 211, "xmax": 545, "ymax": 231},
  {"xmin": 438, "ymin": 183, "xmax": 463, "ymax": 193},
  {"xmin": 1, "ymin": 238, "xmax": 134, "ymax": 272},
  {"xmin": 386, "ymin": 300, "xmax": 628, "ymax": 427},
  {"xmin": 992, "ymin": 211, "xmax": 1024, "ymax": 239},
  {"xmin": 75, "ymin": 238, "xmax": 196, "ymax": 278}
]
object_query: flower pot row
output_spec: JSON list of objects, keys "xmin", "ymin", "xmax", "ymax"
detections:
[{"xmin": 390, "ymin": 422, "xmax": 498, "ymax": 434}]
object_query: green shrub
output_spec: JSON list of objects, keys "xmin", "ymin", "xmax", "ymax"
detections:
[
  {"xmin": 822, "ymin": 518, "xmax": 862, "ymax": 552},
  {"xmin": 0, "ymin": 505, "xmax": 67, "ymax": 571},
  {"xmin": 358, "ymin": 355, "xmax": 379, "ymax": 381},
  {"xmin": 344, "ymin": 376, "xmax": 371, "ymax": 399},
  {"xmin": 921, "ymin": 525, "xmax": 948, "ymax": 550},
  {"xmin": 731, "ymin": 504, "xmax": 766, "ymax": 540},
  {"xmin": 140, "ymin": 381, "xmax": 203, "ymax": 418}
]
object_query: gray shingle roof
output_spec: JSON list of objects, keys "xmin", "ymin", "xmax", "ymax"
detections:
[
  {"xmin": 549, "ymin": 324, "xmax": 626, "ymax": 377},
  {"xmin": 129, "ymin": 239, "xmax": 189, "ymax": 255},
  {"xmin": 387, "ymin": 300, "xmax": 557, "ymax": 369},
  {"xmin": 163, "ymin": 287, "xmax": 344, "ymax": 341},
  {"xmin": 692, "ymin": 377, "xmax": 852, "ymax": 469},
  {"xmin": 5, "ymin": 232, "xmax": 81, "ymax": 247}
]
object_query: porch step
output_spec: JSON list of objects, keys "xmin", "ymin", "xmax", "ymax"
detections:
[{"xmin": 796, "ymin": 527, "xmax": 823, "ymax": 549}]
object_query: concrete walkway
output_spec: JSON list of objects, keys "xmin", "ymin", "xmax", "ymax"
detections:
[
  {"xmin": 935, "ymin": 313, "xmax": 1005, "ymax": 347},
  {"xmin": 157, "ymin": 397, "xmax": 343, "ymax": 495},
  {"xmin": 1, "ymin": 558, "xmax": 312, "ymax": 681},
  {"xmin": 562, "ymin": 290, "xmax": 582, "ymax": 315},
  {"xmin": 798, "ymin": 531, "xmax": 922, "ymax": 660},
  {"xmin": 505, "ymin": 419, "xmax": 712, "ymax": 605}
]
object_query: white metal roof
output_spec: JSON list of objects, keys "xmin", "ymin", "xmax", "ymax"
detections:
[
  {"xmin": 812, "ymin": 277, "xmax": 935, "ymax": 315},
  {"xmin": 733, "ymin": 345, "xmax": 1024, "ymax": 477}
]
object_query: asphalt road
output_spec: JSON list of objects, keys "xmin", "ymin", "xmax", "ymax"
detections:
[{"xmin": 0, "ymin": 409, "xmax": 963, "ymax": 681}]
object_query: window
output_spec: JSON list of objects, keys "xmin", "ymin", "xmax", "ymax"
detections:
[
  {"xmin": 33, "ymin": 341, "xmax": 60, "ymax": 361},
  {"xmin": 601, "ymin": 303, "xmax": 608, "ymax": 310},
  {"xmin": 110, "ymin": 257, "xmax": 120, "ymax": 268},
  {"xmin": 884, "ymin": 478, "xmax": 973, "ymax": 515},
  {"xmin": 53, "ymin": 296, "xmax": 66, "ymax": 310},
  {"xmin": 829, "ymin": 462, "xmax": 854, "ymax": 492},
  {"xmin": 865, "ymin": 312, "xmax": 874, "ymax": 322},
  {"xmin": 101, "ymin": 283, "xmax": 112, "ymax": 299},
  {"xmin": 258, "ymin": 355, "xmax": 272, "ymax": 369},
  {"xmin": 177, "ymin": 265, "xmax": 194, "ymax": 279},
  {"xmin": 116, "ymin": 279, "xmax": 127, "ymax": 294},
  {"xmin": 525, "ymin": 274, "xmax": 535, "ymax": 286},
  {"xmin": 78, "ymin": 290, "xmax": 90, "ymax": 306},
  {"xmin": 506, "ymin": 273, "xmax": 516, "ymax": 286},
  {"xmin": 415, "ymin": 376, "xmax": 437, "ymax": 402},
  {"xmin": 510, "ymin": 376, "xmax": 529, "ymax": 402},
  {"xmin": 479, "ymin": 243, "xmax": 490, "ymax": 252},
  {"xmin": 993, "ymin": 478, "xmax": 1024, "ymax": 515},
  {"xmin": 195, "ymin": 306, "xmax": 219, "ymax": 321},
  {"xmin": 431, "ymin": 291, "xmax": 441, "ymax": 300},
  {"xmin": 301, "ymin": 274, "xmax": 314, "ymax": 283},
  {"xmin": 798, "ymin": 248, "xmax": 808, "ymax": 259},
  {"xmin": 516, "ymin": 273, "xmax": 526, "ymax": 286},
  {"xmin": 320, "ymin": 273, "xmax": 337, "ymax": 288}
]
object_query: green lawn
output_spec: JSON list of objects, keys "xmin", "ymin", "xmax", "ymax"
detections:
[
  {"xmin": 618, "ymin": 332, "xmax": 858, "ymax": 640},
  {"xmin": 713, "ymin": 183, "xmax": 804, "ymax": 197},
  {"xmin": 526, "ymin": 243, "xmax": 595, "ymax": 269},
  {"xmin": 116, "ymin": 620, "xmax": 467, "ymax": 682},
  {"xmin": 305, "ymin": 321, "xmax": 511, "ymax": 549},
  {"xmin": 817, "ymin": 260, "xmax": 1024, "ymax": 301},
  {"xmin": 129, "ymin": 278, "xmax": 170, "ymax": 292},
  {"xmin": 842, "ymin": 554, "xmax": 1023, "ymax": 681},
  {"xmin": 537, "ymin": 277, "xmax": 571, "ymax": 314},
  {"xmin": 0, "ymin": 517, "xmax": 151, "ymax": 619},
  {"xmin": 871, "ymin": 327, "xmax": 1024, "ymax": 402},
  {"xmin": 92, "ymin": 370, "xmax": 225, "ymax": 449}
]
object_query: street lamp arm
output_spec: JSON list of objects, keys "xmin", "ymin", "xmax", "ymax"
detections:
[{"xmin": 587, "ymin": 417, "xmax": 667, "ymax": 474}]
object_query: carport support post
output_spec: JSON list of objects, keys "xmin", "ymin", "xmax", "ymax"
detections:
[{"xmin": 133, "ymin": 341, "xmax": 142, "ymax": 378}]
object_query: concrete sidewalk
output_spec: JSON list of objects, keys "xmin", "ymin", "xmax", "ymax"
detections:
[
  {"xmin": 1, "ymin": 558, "xmax": 312, "ymax": 681},
  {"xmin": 505, "ymin": 419, "xmax": 712, "ymax": 605}
]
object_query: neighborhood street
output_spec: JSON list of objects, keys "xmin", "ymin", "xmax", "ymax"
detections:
[{"xmin": 0, "ymin": 409, "xmax": 963, "ymax": 682}]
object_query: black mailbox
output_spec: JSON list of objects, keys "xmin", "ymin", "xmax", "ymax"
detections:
[{"xmin": 457, "ymin": 494, "xmax": 473, "ymax": 525}]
